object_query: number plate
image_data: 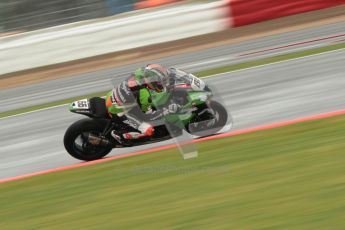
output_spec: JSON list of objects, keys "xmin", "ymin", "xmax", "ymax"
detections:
[
  {"xmin": 190, "ymin": 74, "xmax": 205, "ymax": 91},
  {"xmin": 71, "ymin": 99, "xmax": 90, "ymax": 109}
]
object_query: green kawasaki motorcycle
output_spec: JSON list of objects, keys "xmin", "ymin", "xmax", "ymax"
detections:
[{"xmin": 64, "ymin": 72, "xmax": 229, "ymax": 161}]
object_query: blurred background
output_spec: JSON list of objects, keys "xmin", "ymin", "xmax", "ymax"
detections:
[
  {"xmin": 1, "ymin": 0, "xmax": 345, "ymax": 229},
  {"xmin": 0, "ymin": 0, "xmax": 190, "ymax": 33}
]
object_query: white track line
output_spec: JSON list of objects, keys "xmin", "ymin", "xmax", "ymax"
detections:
[
  {"xmin": 0, "ymin": 104, "xmax": 69, "ymax": 120},
  {"xmin": 202, "ymin": 47, "xmax": 345, "ymax": 78}
]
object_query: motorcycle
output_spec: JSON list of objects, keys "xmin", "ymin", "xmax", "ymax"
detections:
[{"xmin": 64, "ymin": 71, "xmax": 229, "ymax": 161}]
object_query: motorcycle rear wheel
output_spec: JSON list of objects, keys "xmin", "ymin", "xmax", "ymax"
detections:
[{"xmin": 64, "ymin": 118, "xmax": 112, "ymax": 161}]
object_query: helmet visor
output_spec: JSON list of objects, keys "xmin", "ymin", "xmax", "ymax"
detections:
[{"xmin": 144, "ymin": 69, "xmax": 167, "ymax": 92}]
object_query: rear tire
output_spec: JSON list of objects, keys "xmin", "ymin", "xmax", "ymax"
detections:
[{"xmin": 64, "ymin": 118, "xmax": 112, "ymax": 161}]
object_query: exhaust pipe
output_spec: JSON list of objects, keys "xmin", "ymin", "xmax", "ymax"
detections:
[{"xmin": 87, "ymin": 134, "xmax": 111, "ymax": 146}]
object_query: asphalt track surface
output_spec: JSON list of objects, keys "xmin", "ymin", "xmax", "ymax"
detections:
[
  {"xmin": 1, "ymin": 22, "xmax": 345, "ymax": 180},
  {"xmin": 1, "ymin": 21, "xmax": 345, "ymax": 112}
]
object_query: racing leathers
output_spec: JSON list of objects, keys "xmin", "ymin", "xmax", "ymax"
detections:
[{"xmin": 105, "ymin": 67, "xmax": 179, "ymax": 142}]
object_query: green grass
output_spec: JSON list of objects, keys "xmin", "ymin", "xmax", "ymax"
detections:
[
  {"xmin": 1, "ymin": 42, "xmax": 345, "ymax": 119},
  {"xmin": 1, "ymin": 115, "xmax": 345, "ymax": 229}
]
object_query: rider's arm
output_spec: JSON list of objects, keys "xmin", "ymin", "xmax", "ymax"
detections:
[{"xmin": 138, "ymin": 88, "xmax": 151, "ymax": 112}]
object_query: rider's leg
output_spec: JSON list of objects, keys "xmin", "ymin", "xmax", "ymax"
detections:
[{"xmin": 111, "ymin": 112, "xmax": 154, "ymax": 142}]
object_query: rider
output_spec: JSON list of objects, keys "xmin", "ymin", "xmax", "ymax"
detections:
[{"xmin": 105, "ymin": 64, "xmax": 180, "ymax": 143}]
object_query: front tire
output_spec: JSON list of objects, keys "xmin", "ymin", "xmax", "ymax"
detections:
[
  {"xmin": 64, "ymin": 118, "xmax": 112, "ymax": 161},
  {"xmin": 187, "ymin": 100, "xmax": 228, "ymax": 136}
]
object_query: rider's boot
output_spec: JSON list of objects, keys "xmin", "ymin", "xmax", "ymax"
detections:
[{"xmin": 123, "ymin": 126, "xmax": 154, "ymax": 140}]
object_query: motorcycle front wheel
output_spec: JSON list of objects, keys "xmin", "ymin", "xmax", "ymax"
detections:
[{"xmin": 187, "ymin": 100, "xmax": 229, "ymax": 137}]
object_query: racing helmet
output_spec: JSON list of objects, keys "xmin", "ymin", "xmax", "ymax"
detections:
[{"xmin": 143, "ymin": 64, "xmax": 170, "ymax": 93}]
